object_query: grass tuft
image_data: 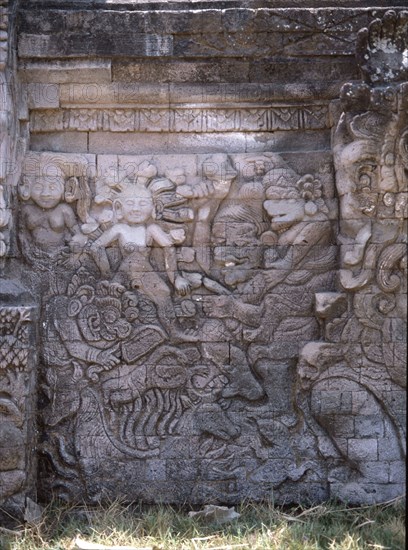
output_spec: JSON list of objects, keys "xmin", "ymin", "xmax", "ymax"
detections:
[{"xmin": 0, "ymin": 496, "xmax": 405, "ymax": 550}]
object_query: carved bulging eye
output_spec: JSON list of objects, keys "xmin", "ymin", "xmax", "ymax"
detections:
[
  {"xmin": 383, "ymin": 192, "xmax": 395, "ymax": 207},
  {"xmin": 359, "ymin": 174, "xmax": 371, "ymax": 190},
  {"xmin": 103, "ymin": 307, "xmax": 120, "ymax": 324}
]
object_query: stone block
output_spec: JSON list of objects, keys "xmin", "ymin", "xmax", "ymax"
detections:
[
  {"xmin": 170, "ymin": 82, "xmax": 340, "ymax": 105},
  {"xmin": 27, "ymin": 83, "xmax": 60, "ymax": 109},
  {"xmin": 348, "ymin": 439, "xmax": 378, "ymax": 462},
  {"xmin": 249, "ymin": 58, "xmax": 358, "ymax": 83},
  {"xmin": 352, "ymin": 391, "xmax": 380, "ymax": 415},
  {"xmin": 145, "ymin": 459, "xmax": 166, "ymax": 482},
  {"xmin": 19, "ymin": 33, "xmax": 173, "ymax": 58},
  {"xmin": 378, "ymin": 437, "xmax": 404, "ymax": 461},
  {"xmin": 166, "ymin": 133, "xmax": 247, "ymax": 154},
  {"xmin": 245, "ymin": 130, "xmax": 331, "ymax": 153},
  {"xmin": 389, "ymin": 460, "xmax": 405, "ymax": 483},
  {"xmin": 112, "ymin": 59, "xmax": 251, "ymax": 84},
  {"xmin": 19, "ymin": 60, "xmax": 112, "ymax": 84},
  {"xmin": 167, "ymin": 459, "xmax": 199, "ymax": 481},
  {"xmin": 330, "ymin": 482, "xmax": 379, "ymax": 505},
  {"xmin": 89, "ymin": 132, "xmax": 167, "ymax": 155},
  {"xmin": 60, "ymin": 83, "xmax": 169, "ymax": 108},
  {"xmin": 354, "ymin": 416, "xmax": 384, "ymax": 438},
  {"xmin": 359, "ymin": 461, "xmax": 389, "ymax": 483},
  {"xmin": 173, "ymin": 32, "xmax": 283, "ymax": 58},
  {"xmin": 30, "ymin": 132, "xmax": 89, "ymax": 153}
]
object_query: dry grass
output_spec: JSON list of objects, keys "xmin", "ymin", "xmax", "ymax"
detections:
[{"xmin": 0, "ymin": 496, "xmax": 405, "ymax": 550}]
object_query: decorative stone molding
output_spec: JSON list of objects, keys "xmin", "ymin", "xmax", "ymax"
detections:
[{"xmin": 29, "ymin": 105, "xmax": 330, "ymax": 134}]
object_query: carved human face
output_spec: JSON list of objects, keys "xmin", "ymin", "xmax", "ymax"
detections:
[
  {"xmin": 30, "ymin": 177, "xmax": 65, "ymax": 209},
  {"xmin": 116, "ymin": 189, "xmax": 154, "ymax": 224},
  {"xmin": 264, "ymin": 198, "xmax": 306, "ymax": 232}
]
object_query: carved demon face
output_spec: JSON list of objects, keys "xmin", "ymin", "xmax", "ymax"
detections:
[
  {"xmin": 79, "ymin": 298, "xmax": 132, "ymax": 342},
  {"xmin": 211, "ymin": 220, "xmax": 262, "ymax": 286},
  {"xmin": 263, "ymin": 198, "xmax": 306, "ymax": 233}
]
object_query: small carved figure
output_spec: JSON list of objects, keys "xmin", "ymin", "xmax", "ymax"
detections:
[
  {"xmin": 90, "ymin": 184, "xmax": 196, "ymax": 341},
  {"xmin": 19, "ymin": 174, "xmax": 86, "ymax": 260},
  {"xmin": 169, "ymin": 155, "xmax": 238, "ymax": 273}
]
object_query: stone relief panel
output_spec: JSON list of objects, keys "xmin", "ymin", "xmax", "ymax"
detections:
[
  {"xmin": 8, "ymin": 6, "xmax": 406, "ymax": 506},
  {"xmin": 1, "ymin": 0, "xmax": 28, "ymax": 259},
  {"xmin": 18, "ymin": 149, "xmax": 342, "ymax": 504},
  {"xmin": 0, "ymin": 0, "xmax": 10, "ymax": 256},
  {"xmin": 29, "ymin": 105, "xmax": 330, "ymax": 134}
]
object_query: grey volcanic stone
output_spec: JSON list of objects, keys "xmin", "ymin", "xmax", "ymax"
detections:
[{"xmin": 0, "ymin": 1, "xmax": 406, "ymax": 510}]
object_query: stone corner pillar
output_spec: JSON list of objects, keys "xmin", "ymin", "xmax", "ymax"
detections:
[{"xmin": 0, "ymin": 279, "xmax": 37, "ymax": 522}]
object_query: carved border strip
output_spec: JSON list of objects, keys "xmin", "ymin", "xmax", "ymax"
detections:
[{"xmin": 30, "ymin": 105, "xmax": 329, "ymax": 133}]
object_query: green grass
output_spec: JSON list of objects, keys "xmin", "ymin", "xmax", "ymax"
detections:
[{"xmin": 0, "ymin": 497, "xmax": 405, "ymax": 550}]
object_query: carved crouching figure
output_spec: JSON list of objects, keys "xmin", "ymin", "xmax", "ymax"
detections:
[
  {"xmin": 90, "ymin": 185, "xmax": 197, "ymax": 341},
  {"xmin": 19, "ymin": 174, "xmax": 85, "ymax": 263}
]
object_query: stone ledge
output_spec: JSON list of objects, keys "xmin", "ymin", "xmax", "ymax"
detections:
[
  {"xmin": 17, "ymin": 1, "xmax": 408, "ymax": 10},
  {"xmin": 19, "ymin": 59, "xmax": 112, "ymax": 83},
  {"xmin": 19, "ymin": 33, "xmax": 174, "ymax": 58}
]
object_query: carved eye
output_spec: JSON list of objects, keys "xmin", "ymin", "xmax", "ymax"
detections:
[
  {"xmin": 103, "ymin": 307, "xmax": 119, "ymax": 324},
  {"xmin": 359, "ymin": 174, "xmax": 371, "ymax": 190}
]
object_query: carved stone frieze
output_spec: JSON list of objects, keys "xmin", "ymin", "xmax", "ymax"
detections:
[
  {"xmin": 16, "ymin": 149, "xmax": 341, "ymax": 503},
  {"xmin": 29, "ymin": 105, "xmax": 330, "ymax": 134}
]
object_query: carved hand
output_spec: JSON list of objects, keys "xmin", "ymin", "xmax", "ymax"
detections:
[
  {"xmin": 202, "ymin": 295, "xmax": 234, "ymax": 318},
  {"xmin": 175, "ymin": 275, "xmax": 192, "ymax": 296},
  {"xmin": 356, "ymin": 10, "xmax": 408, "ymax": 84},
  {"xmin": 97, "ymin": 347, "xmax": 120, "ymax": 369}
]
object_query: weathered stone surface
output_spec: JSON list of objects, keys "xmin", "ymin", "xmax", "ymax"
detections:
[
  {"xmin": 19, "ymin": 59, "xmax": 111, "ymax": 84},
  {"xmin": 113, "ymin": 59, "xmax": 251, "ymax": 84},
  {"xmin": 0, "ymin": 294, "xmax": 37, "ymax": 519},
  {"xmin": 1, "ymin": 2, "xmax": 406, "ymax": 510},
  {"xmin": 19, "ymin": 33, "xmax": 174, "ymax": 58}
]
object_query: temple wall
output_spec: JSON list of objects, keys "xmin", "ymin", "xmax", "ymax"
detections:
[{"xmin": 0, "ymin": 1, "xmax": 406, "ymax": 512}]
